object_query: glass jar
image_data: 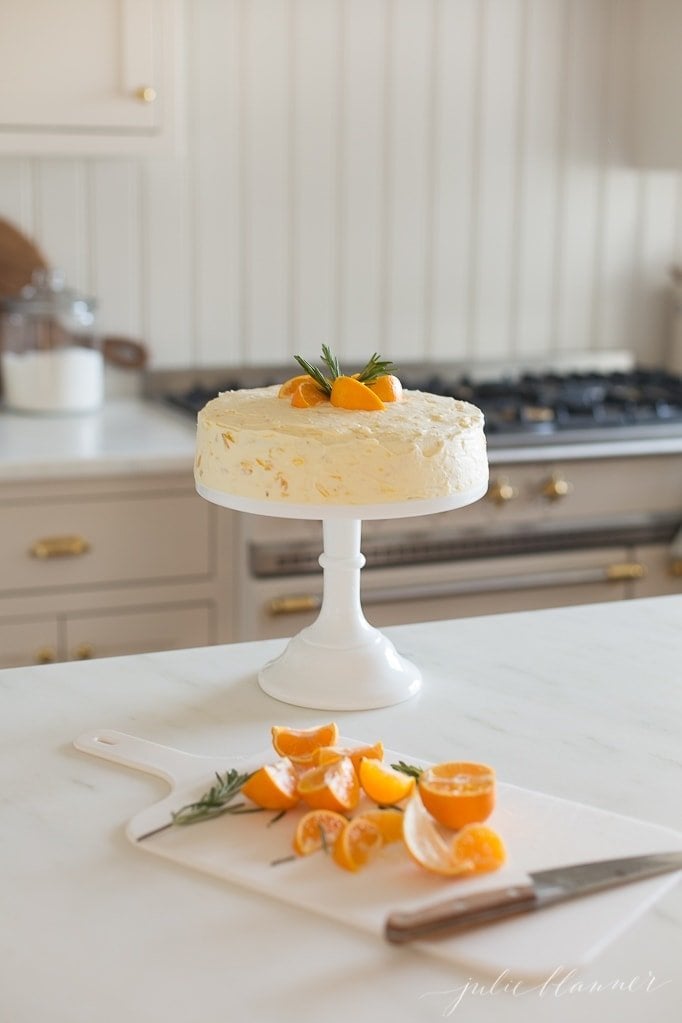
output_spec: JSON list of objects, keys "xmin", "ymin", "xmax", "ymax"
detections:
[{"xmin": 0, "ymin": 269, "xmax": 103, "ymax": 413}]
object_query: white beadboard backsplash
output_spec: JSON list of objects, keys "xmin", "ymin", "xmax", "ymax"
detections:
[{"xmin": 1, "ymin": 0, "xmax": 681, "ymax": 371}]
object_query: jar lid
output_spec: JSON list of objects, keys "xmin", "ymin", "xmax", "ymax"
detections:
[{"xmin": 2, "ymin": 268, "xmax": 96, "ymax": 321}]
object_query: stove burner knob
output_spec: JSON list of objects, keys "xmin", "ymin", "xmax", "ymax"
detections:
[
  {"xmin": 487, "ymin": 477, "xmax": 518, "ymax": 505},
  {"xmin": 541, "ymin": 474, "xmax": 573, "ymax": 502}
]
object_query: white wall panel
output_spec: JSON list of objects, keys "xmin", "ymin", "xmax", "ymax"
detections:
[{"xmin": 0, "ymin": 0, "xmax": 681, "ymax": 371}]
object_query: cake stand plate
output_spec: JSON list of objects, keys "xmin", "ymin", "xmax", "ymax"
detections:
[{"xmin": 196, "ymin": 480, "xmax": 488, "ymax": 711}]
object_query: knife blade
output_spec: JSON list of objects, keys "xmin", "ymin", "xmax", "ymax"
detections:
[{"xmin": 385, "ymin": 850, "xmax": 682, "ymax": 944}]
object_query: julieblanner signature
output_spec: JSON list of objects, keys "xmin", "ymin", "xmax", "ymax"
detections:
[{"xmin": 420, "ymin": 967, "xmax": 672, "ymax": 1016}]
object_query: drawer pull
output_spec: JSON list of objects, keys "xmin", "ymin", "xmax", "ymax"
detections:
[
  {"xmin": 36, "ymin": 647, "xmax": 56, "ymax": 665},
  {"xmin": 541, "ymin": 474, "xmax": 573, "ymax": 501},
  {"xmin": 74, "ymin": 643, "xmax": 94, "ymax": 661},
  {"xmin": 605, "ymin": 562, "xmax": 646, "ymax": 581},
  {"xmin": 29, "ymin": 535, "xmax": 91, "ymax": 559},
  {"xmin": 487, "ymin": 477, "xmax": 518, "ymax": 505},
  {"xmin": 268, "ymin": 595, "xmax": 321, "ymax": 616}
]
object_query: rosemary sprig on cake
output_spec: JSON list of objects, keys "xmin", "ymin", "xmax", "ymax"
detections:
[{"xmin": 282, "ymin": 346, "xmax": 403, "ymax": 411}]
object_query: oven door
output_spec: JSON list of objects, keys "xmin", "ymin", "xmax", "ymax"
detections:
[{"xmin": 239, "ymin": 545, "xmax": 638, "ymax": 641}]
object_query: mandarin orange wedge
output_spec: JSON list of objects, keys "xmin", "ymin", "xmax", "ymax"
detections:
[
  {"xmin": 296, "ymin": 755, "xmax": 360, "ymax": 813},
  {"xmin": 451, "ymin": 824, "xmax": 506, "ymax": 875},
  {"xmin": 278, "ymin": 374, "xmax": 311, "ymax": 398},
  {"xmin": 356, "ymin": 808, "xmax": 404, "ymax": 844},
  {"xmin": 241, "ymin": 758, "xmax": 300, "ymax": 811},
  {"xmin": 402, "ymin": 793, "xmax": 472, "ymax": 876},
  {"xmin": 358, "ymin": 758, "xmax": 415, "ymax": 805},
  {"xmin": 367, "ymin": 374, "xmax": 403, "ymax": 403},
  {"xmin": 290, "ymin": 380, "xmax": 328, "ymax": 408},
  {"xmin": 332, "ymin": 816, "xmax": 384, "ymax": 872},
  {"xmin": 293, "ymin": 809, "xmax": 348, "ymax": 856},
  {"xmin": 417, "ymin": 761, "xmax": 495, "ymax": 830},
  {"xmin": 330, "ymin": 375, "xmax": 385, "ymax": 411},
  {"xmin": 271, "ymin": 722, "xmax": 339, "ymax": 763},
  {"xmin": 312, "ymin": 741, "xmax": 384, "ymax": 772}
]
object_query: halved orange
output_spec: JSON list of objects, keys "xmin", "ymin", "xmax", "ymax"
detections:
[
  {"xmin": 271, "ymin": 722, "xmax": 339, "ymax": 763},
  {"xmin": 332, "ymin": 816, "xmax": 384, "ymax": 872},
  {"xmin": 278, "ymin": 374, "xmax": 310, "ymax": 398},
  {"xmin": 293, "ymin": 809, "xmax": 348, "ymax": 856},
  {"xmin": 358, "ymin": 758, "xmax": 415, "ymax": 805},
  {"xmin": 451, "ymin": 824, "xmax": 506, "ymax": 875},
  {"xmin": 330, "ymin": 375, "xmax": 385, "ymax": 411},
  {"xmin": 402, "ymin": 792, "xmax": 472, "ymax": 876},
  {"xmin": 356, "ymin": 808, "xmax": 404, "ymax": 844},
  {"xmin": 296, "ymin": 755, "xmax": 360, "ymax": 813},
  {"xmin": 367, "ymin": 374, "xmax": 403, "ymax": 403},
  {"xmin": 290, "ymin": 380, "xmax": 328, "ymax": 408},
  {"xmin": 418, "ymin": 761, "xmax": 495, "ymax": 830},
  {"xmin": 312, "ymin": 741, "xmax": 384, "ymax": 772},
  {"xmin": 241, "ymin": 758, "xmax": 300, "ymax": 811}
]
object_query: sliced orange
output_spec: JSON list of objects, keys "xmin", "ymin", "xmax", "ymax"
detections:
[
  {"xmin": 292, "ymin": 809, "xmax": 348, "ymax": 856},
  {"xmin": 418, "ymin": 761, "xmax": 495, "ymax": 830},
  {"xmin": 278, "ymin": 374, "xmax": 310, "ymax": 398},
  {"xmin": 367, "ymin": 374, "xmax": 403, "ymax": 403},
  {"xmin": 290, "ymin": 380, "xmax": 329, "ymax": 408},
  {"xmin": 241, "ymin": 758, "xmax": 300, "ymax": 811},
  {"xmin": 312, "ymin": 741, "xmax": 384, "ymax": 772},
  {"xmin": 332, "ymin": 816, "xmax": 384, "ymax": 872},
  {"xmin": 296, "ymin": 755, "xmax": 360, "ymax": 813},
  {"xmin": 356, "ymin": 808, "xmax": 404, "ymax": 844},
  {"xmin": 271, "ymin": 722, "xmax": 339, "ymax": 763},
  {"xmin": 451, "ymin": 824, "xmax": 506, "ymax": 875},
  {"xmin": 358, "ymin": 758, "xmax": 415, "ymax": 805},
  {"xmin": 402, "ymin": 792, "xmax": 472, "ymax": 876},
  {"xmin": 330, "ymin": 375, "xmax": 385, "ymax": 411}
]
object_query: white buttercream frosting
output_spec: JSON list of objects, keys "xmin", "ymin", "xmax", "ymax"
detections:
[{"xmin": 195, "ymin": 385, "xmax": 488, "ymax": 505}]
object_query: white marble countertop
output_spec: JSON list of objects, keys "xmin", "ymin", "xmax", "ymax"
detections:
[
  {"xmin": 1, "ymin": 596, "xmax": 681, "ymax": 1023},
  {"xmin": 0, "ymin": 399, "xmax": 196, "ymax": 480}
]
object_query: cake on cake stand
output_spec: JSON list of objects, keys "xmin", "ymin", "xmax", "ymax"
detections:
[{"xmin": 196, "ymin": 481, "xmax": 487, "ymax": 711}]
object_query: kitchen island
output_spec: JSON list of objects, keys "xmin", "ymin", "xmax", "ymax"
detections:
[{"xmin": 1, "ymin": 596, "xmax": 681, "ymax": 1023}]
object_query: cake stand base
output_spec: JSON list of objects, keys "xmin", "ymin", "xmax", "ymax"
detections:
[
  {"xmin": 196, "ymin": 480, "xmax": 488, "ymax": 711},
  {"xmin": 258, "ymin": 629, "xmax": 421, "ymax": 711}
]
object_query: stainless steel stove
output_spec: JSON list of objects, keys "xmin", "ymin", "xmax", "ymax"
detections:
[{"xmin": 146, "ymin": 354, "xmax": 682, "ymax": 641}]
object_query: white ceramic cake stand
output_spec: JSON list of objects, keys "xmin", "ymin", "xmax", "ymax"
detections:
[{"xmin": 196, "ymin": 481, "xmax": 488, "ymax": 711}]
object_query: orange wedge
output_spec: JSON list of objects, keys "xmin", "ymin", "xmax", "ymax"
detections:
[
  {"xmin": 330, "ymin": 375, "xmax": 385, "ymax": 411},
  {"xmin": 271, "ymin": 722, "xmax": 339, "ymax": 763},
  {"xmin": 293, "ymin": 809, "xmax": 348, "ymax": 856},
  {"xmin": 367, "ymin": 374, "xmax": 403, "ymax": 403},
  {"xmin": 312, "ymin": 741, "xmax": 384, "ymax": 772},
  {"xmin": 418, "ymin": 761, "xmax": 495, "ymax": 830},
  {"xmin": 290, "ymin": 380, "xmax": 328, "ymax": 408},
  {"xmin": 402, "ymin": 793, "xmax": 472, "ymax": 876},
  {"xmin": 332, "ymin": 816, "xmax": 384, "ymax": 872},
  {"xmin": 278, "ymin": 374, "xmax": 310, "ymax": 397},
  {"xmin": 451, "ymin": 824, "xmax": 506, "ymax": 875},
  {"xmin": 356, "ymin": 808, "xmax": 404, "ymax": 844},
  {"xmin": 241, "ymin": 758, "xmax": 300, "ymax": 811},
  {"xmin": 296, "ymin": 755, "xmax": 360, "ymax": 813},
  {"xmin": 358, "ymin": 758, "xmax": 415, "ymax": 805}
]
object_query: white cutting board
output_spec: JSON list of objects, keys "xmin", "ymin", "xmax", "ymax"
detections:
[{"xmin": 74, "ymin": 730, "xmax": 682, "ymax": 980}]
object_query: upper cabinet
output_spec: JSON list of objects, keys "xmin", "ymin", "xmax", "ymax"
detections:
[
  {"xmin": 633, "ymin": 0, "xmax": 682, "ymax": 170},
  {"xmin": 0, "ymin": 0, "xmax": 182, "ymax": 156}
]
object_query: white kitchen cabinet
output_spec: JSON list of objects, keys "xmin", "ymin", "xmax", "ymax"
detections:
[
  {"xmin": 0, "ymin": 0, "xmax": 181, "ymax": 156},
  {"xmin": 0, "ymin": 471, "xmax": 233, "ymax": 669}
]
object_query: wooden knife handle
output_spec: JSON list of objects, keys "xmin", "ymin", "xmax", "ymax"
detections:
[{"xmin": 385, "ymin": 883, "xmax": 538, "ymax": 944}]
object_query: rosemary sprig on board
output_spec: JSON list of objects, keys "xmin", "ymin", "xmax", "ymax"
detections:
[
  {"xmin": 171, "ymin": 768, "xmax": 257, "ymax": 826},
  {"xmin": 391, "ymin": 760, "xmax": 424, "ymax": 780}
]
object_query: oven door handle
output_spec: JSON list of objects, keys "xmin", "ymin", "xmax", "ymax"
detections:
[{"xmin": 267, "ymin": 561, "xmax": 647, "ymax": 614}]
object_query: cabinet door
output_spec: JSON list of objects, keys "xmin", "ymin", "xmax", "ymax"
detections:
[
  {"xmin": 0, "ymin": 0, "xmax": 178, "ymax": 155},
  {"xmin": 64, "ymin": 603, "xmax": 213, "ymax": 661},
  {"xmin": 0, "ymin": 619, "xmax": 60, "ymax": 668}
]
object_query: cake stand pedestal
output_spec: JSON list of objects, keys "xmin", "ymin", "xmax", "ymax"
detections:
[{"xmin": 196, "ymin": 482, "xmax": 487, "ymax": 711}]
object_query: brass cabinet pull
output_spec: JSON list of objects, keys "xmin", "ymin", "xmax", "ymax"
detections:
[
  {"xmin": 135, "ymin": 85, "xmax": 157, "ymax": 103},
  {"xmin": 29, "ymin": 535, "xmax": 91, "ymax": 559},
  {"xmin": 605, "ymin": 562, "xmax": 647, "ymax": 581},
  {"xmin": 74, "ymin": 643, "xmax": 94, "ymax": 661},
  {"xmin": 541, "ymin": 474, "xmax": 573, "ymax": 501},
  {"xmin": 35, "ymin": 647, "xmax": 56, "ymax": 665},
  {"xmin": 487, "ymin": 477, "xmax": 518, "ymax": 505},
  {"xmin": 268, "ymin": 595, "xmax": 321, "ymax": 616}
]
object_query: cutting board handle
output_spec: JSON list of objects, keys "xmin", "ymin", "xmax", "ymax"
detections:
[{"xmin": 73, "ymin": 729, "xmax": 209, "ymax": 787}]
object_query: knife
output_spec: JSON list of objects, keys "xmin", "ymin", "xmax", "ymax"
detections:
[{"xmin": 385, "ymin": 851, "xmax": 682, "ymax": 944}]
